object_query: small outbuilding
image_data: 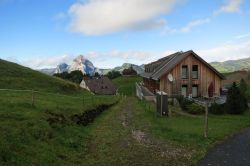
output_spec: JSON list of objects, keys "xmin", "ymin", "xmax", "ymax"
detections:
[{"xmin": 80, "ymin": 76, "xmax": 117, "ymax": 95}]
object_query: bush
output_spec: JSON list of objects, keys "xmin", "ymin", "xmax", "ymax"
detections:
[
  {"xmin": 106, "ymin": 71, "xmax": 121, "ymax": 79},
  {"xmin": 186, "ymin": 103, "xmax": 205, "ymax": 114},
  {"xmin": 226, "ymin": 82, "xmax": 247, "ymax": 114},
  {"xmin": 239, "ymin": 79, "xmax": 248, "ymax": 108},
  {"xmin": 209, "ymin": 102, "xmax": 225, "ymax": 115},
  {"xmin": 176, "ymin": 95, "xmax": 194, "ymax": 110},
  {"xmin": 54, "ymin": 71, "xmax": 83, "ymax": 84}
]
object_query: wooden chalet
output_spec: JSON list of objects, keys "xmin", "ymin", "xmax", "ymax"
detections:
[{"xmin": 141, "ymin": 50, "xmax": 224, "ymax": 98}]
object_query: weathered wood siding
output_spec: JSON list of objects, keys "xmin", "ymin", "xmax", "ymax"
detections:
[{"xmin": 160, "ymin": 54, "xmax": 221, "ymax": 97}]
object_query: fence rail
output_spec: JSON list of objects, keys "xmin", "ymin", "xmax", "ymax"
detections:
[{"xmin": 0, "ymin": 88, "xmax": 119, "ymax": 108}]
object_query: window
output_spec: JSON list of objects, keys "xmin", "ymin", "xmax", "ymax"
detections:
[
  {"xmin": 181, "ymin": 65, "xmax": 188, "ymax": 79},
  {"xmin": 192, "ymin": 85, "xmax": 198, "ymax": 98},
  {"xmin": 181, "ymin": 85, "xmax": 188, "ymax": 97},
  {"xmin": 192, "ymin": 65, "xmax": 198, "ymax": 79}
]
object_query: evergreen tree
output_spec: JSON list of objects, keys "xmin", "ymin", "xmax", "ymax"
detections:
[
  {"xmin": 94, "ymin": 72, "xmax": 100, "ymax": 77},
  {"xmin": 226, "ymin": 82, "xmax": 246, "ymax": 114},
  {"xmin": 69, "ymin": 70, "xmax": 84, "ymax": 84},
  {"xmin": 239, "ymin": 78, "xmax": 248, "ymax": 109},
  {"xmin": 106, "ymin": 71, "xmax": 121, "ymax": 79}
]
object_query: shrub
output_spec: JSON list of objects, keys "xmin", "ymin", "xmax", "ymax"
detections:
[
  {"xmin": 239, "ymin": 79, "xmax": 248, "ymax": 108},
  {"xmin": 54, "ymin": 71, "xmax": 83, "ymax": 84},
  {"xmin": 176, "ymin": 95, "xmax": 194, "ymax": 110},
  {"xmin": 209, "ymin": 102, "xmax": 225, "ymax": 115},
  {"xmin": 186, "ymin": 103, "xmax": 205, "ymax": 114},
  {"xmin": 226, "ymin": 82, "xmax": 246, "ymax": 114},
  {"xmin": 106, "ymin": 71, "xmax": 121, "ymax": 79}
]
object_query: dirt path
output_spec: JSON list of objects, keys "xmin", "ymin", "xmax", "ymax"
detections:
[
  {"xmin": 119, "ymin": 97, "xmax": 193, "ymax": 164},
  {"xmin": 80, "ymin": 97, "xmax": 194, "ymax": 165},
  {"xmin": 199, "ymin": 128, "xmax": 250, "ymax": 166}
]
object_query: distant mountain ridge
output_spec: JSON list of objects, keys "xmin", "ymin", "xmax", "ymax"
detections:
[
  {"xmin": 40, "ymin": 55, "xmax": 250, "ymax": 75},
  {"xmin": 39, "ymin": 55, "xmax": 144, "ymax": 76},
  {"xmin": 210, "ymin": 58, "xmax": 250, "ymax": 73}
]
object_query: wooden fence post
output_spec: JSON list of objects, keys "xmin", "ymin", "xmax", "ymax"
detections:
[
  {"xmin": 204, "ymin": 102, "xmax": 208, "ymax": 138},
  {"xmin": 31, "ymin": 90, "xmax": 35, "ymax": 107},
  {"xmin": 82, "ymin": 96, "xmax": 85, "ymax": 106}
]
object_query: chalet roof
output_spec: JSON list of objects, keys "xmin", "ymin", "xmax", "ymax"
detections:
[
  {"xmin": 142, "ymin": 50, "xmax": 225, "ymax": 80},
  {"xmin": 84, "ymin": 77, "xmax": 117, "ymax": 95}
]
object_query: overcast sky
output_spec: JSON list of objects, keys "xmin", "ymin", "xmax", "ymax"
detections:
[{"xmin": 0, "ymin": 0, "xmax": 250, "ymax": 69}]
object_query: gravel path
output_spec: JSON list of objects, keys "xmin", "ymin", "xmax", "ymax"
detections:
[{"xmin": 199, "ymin": 128, "xmax": 250, "ymax": 166}]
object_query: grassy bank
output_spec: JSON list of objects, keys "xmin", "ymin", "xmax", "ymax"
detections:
[
  {"xmin": 0, "ymin": 90, "xmax": 119, "ymax": 165},
  {"xmin": 0, "ymin": 59, "xmax": 82, "ymax": 94},
  {"xmin": 112, "ymin": 76, "xmax": 142, "ymax": 96},
  {"xmin": 134, "ymin": 99, "xmax": 250, "ymax": 164},
  {"xmin": 0, "ymin": 60, "xmax": 121, "ymax": 165}
]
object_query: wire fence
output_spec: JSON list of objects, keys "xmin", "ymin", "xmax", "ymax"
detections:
[{"xmin": 0, "ymin": 88, "xmax": 120, "ymax": 109}]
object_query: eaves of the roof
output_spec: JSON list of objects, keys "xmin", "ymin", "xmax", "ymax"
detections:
[
  {"xmin": 191, "ymin": 51, "xmax": 225, "ymax": 80},
  {"xmin": 147, "ymin": 50, "xmax": 225, "ymax": 80}
]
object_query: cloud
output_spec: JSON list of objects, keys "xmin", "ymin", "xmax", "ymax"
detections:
[
  {"xmin": 180, "ymin": 18, "xmax": 210, "ymax": 33},
  {"xmin": 85, "ymin": 50, "xmax": 157, "ymax": 68},
  {"xmin": 22, "ymin": 54, "xmax": 75, "ymax": 69},
  {"xmin": 14, "ymin": 39, "xmax": 250, "ymax": 69},
  {"xmin": 163, "ymin": 18, "xmax": 210, "ymax": 34},
  {"xmin": 236, "ymin": 33, "xmax": 250, "ymax": 39},
  {"xmin": 214, "ymin": 0, "xmax": 243, "ymax": 15},
  {"xmin": 68, "ymin": 0, "xmax": 183, "ymax": 35},
  {"xmin": 197, "ymin": 40, "xmax": 250, "ymax": 62}
]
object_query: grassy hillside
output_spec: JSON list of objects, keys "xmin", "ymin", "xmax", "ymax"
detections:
[
  {"xmin": 0, "ymin": 59, "xmax": 81, "ymax": 93},
  {"xmin": 112, "ymin": 76, "xmax": 142, "ymax": 96},
  {"xmin": 0, "ymin": 59, "xmax": 119, "ymax": 165},
  {"xmin": 210, "ymin": 58, "xmax": 250, "ymax": 73}
]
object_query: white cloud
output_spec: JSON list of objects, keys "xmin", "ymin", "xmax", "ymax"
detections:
[
  {"xmin": 236, "ymin": 33, "xmax": 250, "ymax": 39},
  {"xmin": 22, "ymin": 54, "xmax": 75, "ymax": 69},
  {"xmin": 14, "ymin": 40, "xmax": 250, "ymax": 69},
  {"xmin": 68, "ymin": 0, "xmax": 183, "ymax": 35},
  {"xmin": 85, "ymin": 50, "xmax": 157, "ymax": 68},
  {"xmin": 180, "ymin": 18, "xmax": 210, "ymax": 33},
  {"xmin": 163, "ymin": 18, "xmax": 210, "ymax": 34},
  {"xmin": 214, "ymin": 0, "xmax": 243, "ymax": 15},
  {"xmin": 197, "ymin": 41, "xmax": 250, "ymax": 62}
]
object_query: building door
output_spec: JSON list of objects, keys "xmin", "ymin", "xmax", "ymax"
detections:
[
  {"xmin": 181, "ymin": 85, "xmax": 187, "ymax": 97},
  {"xmin": 192, "ymin": 85, "xmax": 198, "ymax": 98}
]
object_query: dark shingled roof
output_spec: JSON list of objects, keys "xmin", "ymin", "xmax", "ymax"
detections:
[
  {"xmin": 142, "ymin": 50, "xmax": 225, "ymax": 80},
  {"xmin": 85, "ymin": 77, "xmax": 117, "ymax": 95}
]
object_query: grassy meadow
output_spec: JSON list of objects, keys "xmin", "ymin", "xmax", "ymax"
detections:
[
  {"xmin": 1, "ymin": 59, "xmax": 250, "ymax": 166},
  {"xmin": 112, "ymin": 76, "xmax": 142, "ymax": 96},
  {"xmin": 0, "ymin": 59, "xmax": 119, "ymax": 165}
]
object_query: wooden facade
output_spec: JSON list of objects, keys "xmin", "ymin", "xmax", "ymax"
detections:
[{"xmin": 142, "ymin": 51, "xmax": 223, "ymax": 97}]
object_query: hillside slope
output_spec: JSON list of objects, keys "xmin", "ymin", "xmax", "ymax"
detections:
[
  {"xmin": 0, "ymin": 59, "xmax": 119, "ymax": 165},
  {"xmin": 112, "ymin": 76, "xmax": 142, "ymax": 96},
  {"xmin": 210, "ymin": 58, "xmax": 250, "ymax": 73},
  {"xmin": 0, "ymin": 59, "xmax": 81, "ymax": 93}
]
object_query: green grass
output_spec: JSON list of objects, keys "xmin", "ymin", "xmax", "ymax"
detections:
[
  {"xmin": 0, "ymin": 59, "xmax": 83, "ymax": 94},
  {"xmin": 2, "ymin": 60, "xmax": 250, "ymax": 165},
  {"xmin": 112, "ymin": 76, "xmax": 142, "ymax": 96},
  {"xmin": 0, "ymin": 59, "xmax": 120, "ymax": 165},
  {"xmin": 134, "ymin": 99, "xmax": 250, "ymax": 164},
  {"xmin": 0, "ymin": 90, "xmax": 119, "ymax": 165}
]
